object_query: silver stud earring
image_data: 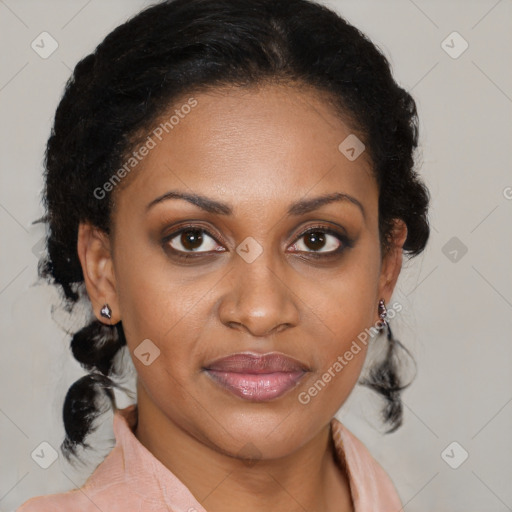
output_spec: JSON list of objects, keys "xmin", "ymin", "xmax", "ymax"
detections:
[{"xmin": 100, "ymin": 303, "xmax": 112, "ymax": 320}]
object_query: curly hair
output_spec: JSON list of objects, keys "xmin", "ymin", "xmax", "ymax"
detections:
[{"xmin": 33, "ymin": 0, "xmax": 430, "ymax": 463}]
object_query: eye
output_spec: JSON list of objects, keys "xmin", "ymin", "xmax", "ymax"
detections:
[
  {"xmin": 162, "ymin": 223, "xmax": 352, "ymax": 262},
  {"xmin": 289, "ymin": 226, "xmax": 351, "ymax": 257},
  {"xmin": 164, "ymin": 226, "xmax": 224, "ymax": 256}
]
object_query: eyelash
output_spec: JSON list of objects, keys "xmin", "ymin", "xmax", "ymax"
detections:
[{"xmin": 161, "ymin": 223, "xmax": 354, "ymax": 262}]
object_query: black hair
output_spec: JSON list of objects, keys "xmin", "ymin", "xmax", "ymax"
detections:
[{"xmin": 33, "ymin": 0, "xmax": 430, "ymax": 463}]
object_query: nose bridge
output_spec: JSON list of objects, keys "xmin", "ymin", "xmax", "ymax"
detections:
[{"xmin": 219, "ymin": 239, "xmax": 300, "ymax": 336}]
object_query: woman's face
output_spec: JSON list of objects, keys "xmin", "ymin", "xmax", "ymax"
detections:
[{"xmin": 80, "ymin": 83, "xmax": 405, "ymax": 459}]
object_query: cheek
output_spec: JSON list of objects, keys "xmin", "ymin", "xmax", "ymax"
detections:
[
  {"xmin": 296, "ymin": 250, "xmax": 379, "ymax": 407},
  {"xmin": 118, "ymin": 280, "xmax": 208, "ymax": 377},
  {"xmin": 297, "ymin": 289, "xmax": 372, "ymax": 417},
  {"xmin": 303, "ymin": 246, "xmax": 381, "ymax": 350},
  {"xmin": 112, "ymin": 238, "xmax": 225, "ymax": 396},
  {"xmin": 113, "ymin": 228, "xmax": 201, "ymax": 339}
]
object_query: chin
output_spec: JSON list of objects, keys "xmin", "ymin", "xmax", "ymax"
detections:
[{"xmin": 207, "ymin": 406, "xmax": 317, "ymax": 458}]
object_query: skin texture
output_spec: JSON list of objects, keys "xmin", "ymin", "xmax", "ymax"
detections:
[{"xmin": 77, "ymin": 83, "xmax": 407, "ymax": 512}]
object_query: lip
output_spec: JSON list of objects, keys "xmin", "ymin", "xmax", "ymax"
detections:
[{"xmin": 203, "ymin": 352, "xmax": 309, "ymax": 402}]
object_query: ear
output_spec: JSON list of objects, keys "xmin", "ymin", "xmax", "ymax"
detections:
[
  {"xmin": 77, "ymin": 222, "xmax": 120, "ymax": 324},
  {"xmin": 376, "ymin": 218, "xmax": 408, "ymax": 320}
]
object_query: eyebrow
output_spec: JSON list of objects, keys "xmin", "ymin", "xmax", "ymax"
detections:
[{"xmin": 146, "ymin": 190, "xmax": 365, "ymax": 219}]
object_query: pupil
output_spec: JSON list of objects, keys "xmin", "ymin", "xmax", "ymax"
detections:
[
  {"xmin": 305, "ymin": 231, "xmax": 325, "ymax": 251},
  {"xmin": 181, "ymin": 229, "xmax": 203, "ymax": 251}
]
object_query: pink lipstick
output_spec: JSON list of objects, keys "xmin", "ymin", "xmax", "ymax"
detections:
[{"xmin": 203, "ymin": 352, "xmax": 308, "ymax": 402}]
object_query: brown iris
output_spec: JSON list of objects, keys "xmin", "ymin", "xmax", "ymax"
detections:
[
  {"xmin": 180, "ymin": 229, "xmax": 204, "ymax": 251},
  {"xmin": 303, "ymin": 231, "xmax": 326, "ymax": 251}
]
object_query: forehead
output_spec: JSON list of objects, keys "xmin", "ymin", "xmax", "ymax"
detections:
[{"xmin": 114, "ymin": 83, "xmax": 377, "ymax": 221}]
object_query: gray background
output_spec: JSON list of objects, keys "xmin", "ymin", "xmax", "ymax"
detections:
[{"xmin": 1, "ymin": 0, "xmax": 511, "ymax": 510}]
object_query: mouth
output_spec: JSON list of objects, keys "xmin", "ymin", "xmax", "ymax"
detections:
[{"xmin": 203, "ymin": 352, "xmax": 310, "ymax": 402}]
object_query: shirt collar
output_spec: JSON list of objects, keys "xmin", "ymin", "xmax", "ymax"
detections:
[
  {"xmin": 111, "ymin": 404, "xmax": 400, "ymax": 511},
  {"xmin": 113, "ymin": 404, "xmax": 207, "ymax": 511}
]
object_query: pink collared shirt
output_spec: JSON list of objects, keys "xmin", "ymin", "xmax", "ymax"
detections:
[{"xmin": 17, "ymin": 405, "xmax": 403, "ymax": 511}]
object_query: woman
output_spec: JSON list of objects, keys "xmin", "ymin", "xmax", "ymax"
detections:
[{"xmin": 18, "ymin": 0, "xmax": 430, "ymax": 510}]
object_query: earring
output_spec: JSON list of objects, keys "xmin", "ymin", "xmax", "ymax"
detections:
[
  {"xmin": 377, "ymin": 298, "xmax": 395, "ymax": 343},
  {"xmin": 100, "ymin": 303, "xmax": 112, "ymax": 320},
  {"xmin": 377, "ymin": 299, "xmax": 388, "ymax": 332}
]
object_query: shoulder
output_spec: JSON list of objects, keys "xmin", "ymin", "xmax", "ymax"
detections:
[
  {"xmin": 16, "ymin": 480, "xmax": 133, "ymax": 512},
  {"xmin": 15, "ymin": 446, "xmax": 131, "ymax": 512},
  {"xmin": 16, "ymin": 489, "xmax": 92, "ymax": 511}
]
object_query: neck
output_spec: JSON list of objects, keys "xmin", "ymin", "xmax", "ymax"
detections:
[{"xmin": 133, "ymin": 382, "xmax": 353, "ymax": 512}]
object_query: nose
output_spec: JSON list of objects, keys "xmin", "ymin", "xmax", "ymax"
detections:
[{"xmin": 218, "ymin": 253, "xmax": 300, "ymax": 338}]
